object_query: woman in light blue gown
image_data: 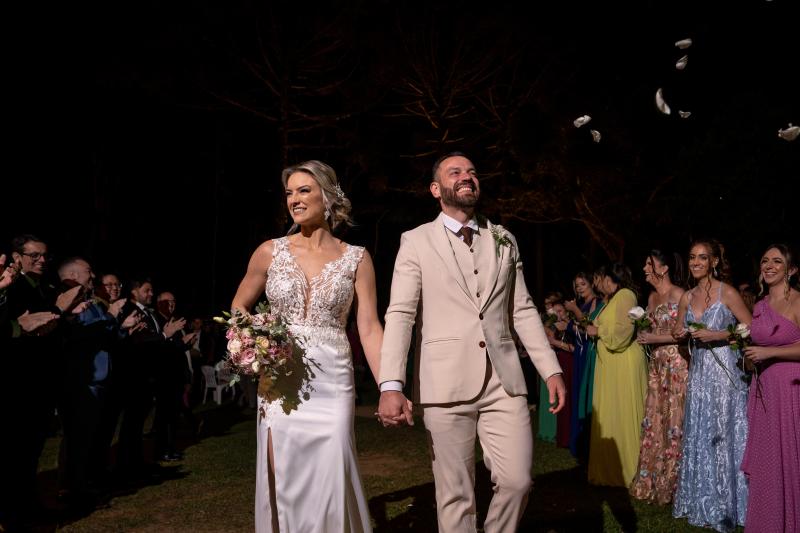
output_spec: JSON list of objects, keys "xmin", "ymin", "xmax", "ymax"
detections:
[{"xmin": 672, "ymin": 239, "xmax": 752, "ymax": 532}]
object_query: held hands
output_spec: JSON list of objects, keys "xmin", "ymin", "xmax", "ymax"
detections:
[
  {"xmin": 546, "ymin": 373, "xmax": 567, "ymax": 414},
  {"xmin": 377, "ymin": 391, "xmax": 414, "ymax": 428},
  {"xmin": 584, "ymin": 324, "xmax": 598, "ymax": 337}
]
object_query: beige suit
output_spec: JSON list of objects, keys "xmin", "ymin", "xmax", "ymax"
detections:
[{"xmin": 381, "ymin": 213, "xmax": 561, "ymax": 533}]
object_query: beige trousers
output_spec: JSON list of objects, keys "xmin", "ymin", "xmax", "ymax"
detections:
[{"xmin": 422, "ymin": 359, "xmax": 533, "ymax": 533}]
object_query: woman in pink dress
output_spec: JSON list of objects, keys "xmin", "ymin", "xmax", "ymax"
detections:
[{"xmin": 741, "ymin": 243, "xmax": 800, "ymax": 533}]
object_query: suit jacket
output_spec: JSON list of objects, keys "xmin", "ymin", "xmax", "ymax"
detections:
[{"xmin": 380, "ymin": 213, "xmax": 561, "ymax": 405}]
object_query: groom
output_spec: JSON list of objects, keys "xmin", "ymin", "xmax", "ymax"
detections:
[{"xmin": 379, "ymin": 152, "xmax": 566, "ymax": 533}]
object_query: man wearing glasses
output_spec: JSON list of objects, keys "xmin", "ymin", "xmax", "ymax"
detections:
[{"xmin": 1, "ymin": 235, "xmax": 82, "ymax": 530}]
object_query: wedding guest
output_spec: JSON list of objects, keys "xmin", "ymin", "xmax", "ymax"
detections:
[
  {"xmin": 672, "ymin": 239, "xmax": 751, "ymax": 532},
  {"xmin": 548, "ymin": 300, "xmax": 574, "ymax": 448},
  {"xmin": 741, "ymin": 244, "xmax": 800, "ymax": 533},
  {"xmin": 564, "ymin": 272, "xmax": 603, "ymax": 460},
  {"xmin": 537, "ymin": 294, "xmax": 562, "ymax": 443},
  {"xmin": 629, "ymin": 250, "xmax": 689, "ymax": 504},
  {"xmin": 0, "ymin": 235, "xmax": 81, "ymax": 527},
  {"xmin": 585, "ymin": 263, "xmax": 647, "ymax": 487},
  {"xmin": 153, "ymin": 291, "xmax": 196, "ymax": 461},
  {"xmin": 56, "ymin": 257, "xmax": 138, "ymax": 509}
]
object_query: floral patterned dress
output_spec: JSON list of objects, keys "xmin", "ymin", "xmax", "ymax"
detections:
[{"xmin": 629, "ymin": 302, "xmax": 689, "ymax": 504}]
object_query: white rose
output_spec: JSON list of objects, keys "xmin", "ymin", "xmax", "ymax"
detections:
[
  {"xmin": 228, "ymin": 338, "xmax": 242, "ymax": 354},
  {"xmin": 734, "ymin": 323, "xmax": 751, "ymax": 339},
  {"xmin": 628, "ymin": 306, "xmax": 646, "ymax": 320},
  {"xmin": 251, "ymin": 361, "xmax": 261, "ymax": 373}
]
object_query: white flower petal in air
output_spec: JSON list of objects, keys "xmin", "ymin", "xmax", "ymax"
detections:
[
  {"xmin": 675, "ymin": 38, "xmax": 693, "ymax": 49},
  {"xmin": 590, "ymin": 129, "xmax": 602, "ymax": 143},
  {"xmin": 655, "ymin": 88, "xmax": 671, "ymax": 115},
  {"xmin": 778, "ymin": 123, "xmax": 800, "ymax": 141},
  {"xmin": 573, "ymin": 115, "xmax": 592, "ymax": 128},
  {"xmin": 676, "ymin": 55, "xmax": 689, "ymax": 70},
  {"xmin": 678, "ymin": 110, "xmax": 692, "ymax": 119}
]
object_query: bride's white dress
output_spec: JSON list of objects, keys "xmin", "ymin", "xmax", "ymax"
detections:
[{"xmin": 256, "ymin": 236, "xmax": 372, "ymax": 533}]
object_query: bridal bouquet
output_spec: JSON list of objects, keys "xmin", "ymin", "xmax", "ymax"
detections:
[{"xmin": 215, "ymin": 303, "xmax": 314, "ymax": 413}]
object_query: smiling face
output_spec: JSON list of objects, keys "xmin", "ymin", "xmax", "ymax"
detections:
[
  {"xmin": 13, "ymin": 240, "xmax": 48, "ymax": 276},
  {"xmin": 688, "ymin": 244, "xmax": 717, "ymax": 280},
  {"xmin": 430, "ymin": 156, "xmax": 480, "ymax": 210},
  {"xmin": 101, "ymin": 274, "xmax": 122, "ymax": 302},
  {"xmin": 760, "ymin": 247, "xmax": 797, "ymax": 288},
  {"xmin": 643, "ymin": 256, "xmax": 667, "ymax": 286},
  {"xmin": 286, "ymin": 171, "xmax": 326, "ymax": 227}
]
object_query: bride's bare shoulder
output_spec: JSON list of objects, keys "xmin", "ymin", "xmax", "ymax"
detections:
[{"xmin": 249, "ymin": 239, "xmax": 279, "ymax": 269}]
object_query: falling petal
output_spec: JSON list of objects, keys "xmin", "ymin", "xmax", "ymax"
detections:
[
  {"xmin": 678, "ymin": 110, "xmax": 692, "ymax": 119},
  {"xmin": 655, "ymin": 88, "xmax": 671, "ymax": 115},
  {"xmin": 573, "ymin": 115, "xmax": 592, "ymax": 128},
  {"xmin": 590, "ymin": 129, "xmax": 601, "ymax": 143},
  {"xmin": 778, "ymin": 123, "xmax": 800, "ymax": 141},
  {"xmin": 675, "ymin": 38, "xmax": 693, "ymax": 49},
  {"xmin": 676, "ymin": 55, "xmax": 689, "ymax": 70}
]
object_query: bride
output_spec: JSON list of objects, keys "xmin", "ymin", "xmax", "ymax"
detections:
[{"xmin": 232, "ymin": 160, "xmax": 387, "ymax": 532}]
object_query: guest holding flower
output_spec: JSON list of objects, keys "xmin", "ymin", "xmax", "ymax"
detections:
[
  {"xmin": 629, "ymin": 250, "xmax": 689, "ymax": 504},
  {"xmin": 564, "ymin": 272, "xmax": 603, "ymax": 460},
  {"xmin": 585, "ymin": 263, "xmax": 647, "ymax": 487},
  {"xmin": 741, "ymin": 244, "xmax": 800, "ymax": 533},
  {"xmin": 672, "ymin": 239, "xmax": 751, "ymax": 532},
  {"xmin": 537, "ymin": 292, "xmax": 563, "ymax": 443}
]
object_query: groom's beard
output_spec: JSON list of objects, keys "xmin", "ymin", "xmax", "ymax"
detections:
[{"xmin": 440, "ymin": 181, "xmax": 479, "ymax": 209}]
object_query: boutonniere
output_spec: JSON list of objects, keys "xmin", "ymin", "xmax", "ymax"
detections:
[{"xmin": 490, "ymin": 226, "xmax": 512, "ymax": 257}]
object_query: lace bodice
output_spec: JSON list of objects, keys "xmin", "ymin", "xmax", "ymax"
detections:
[{"xmin": 265, "ymin": 237, "xmax": 364, "ymax": 329}]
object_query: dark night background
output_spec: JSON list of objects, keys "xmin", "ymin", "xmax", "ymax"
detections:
[{"xmin": 5, "ymin": 0, "xmax": 798, "ymax": 318}]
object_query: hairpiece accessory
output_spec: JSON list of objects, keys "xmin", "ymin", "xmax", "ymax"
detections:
[{"xmin": 333, "ymin": 184, "xmax": 345, "ymax": 200}]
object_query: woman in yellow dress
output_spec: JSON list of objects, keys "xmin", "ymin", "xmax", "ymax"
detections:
[{"xmin": 585, "ymin": 263, "xmax": 648, "ymax": 487}]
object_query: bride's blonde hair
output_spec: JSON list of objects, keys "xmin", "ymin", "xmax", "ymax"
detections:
[{"xmin": 281, "ymin": 160, "xmax": 354, "ymax": 233}]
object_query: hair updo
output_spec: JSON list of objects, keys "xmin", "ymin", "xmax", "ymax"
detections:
[{"xmin": 281, "ymin": 160, "xmax": 354, "ymax": 234}]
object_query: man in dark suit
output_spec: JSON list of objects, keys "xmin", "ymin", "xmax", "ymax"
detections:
[
  {"xmin": 152, "ymin": 291, "xmax": 195, "ymax": 460},
  {"xmin": 0, "ymin": 235, "xmax": 80, "ymax": 528},
  {"xmin": 114, "ymin": 277, "xmax": 182, "ymax": 480}
]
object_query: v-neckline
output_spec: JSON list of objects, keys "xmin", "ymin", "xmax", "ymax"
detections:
[{"xmin": 285, "ymin": 239, "xmax": 349, "ymax": 288}]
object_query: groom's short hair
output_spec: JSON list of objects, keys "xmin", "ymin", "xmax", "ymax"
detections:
[{"xmin": 431, "ymin": 151, "xmax": 470, "ymax": 182}]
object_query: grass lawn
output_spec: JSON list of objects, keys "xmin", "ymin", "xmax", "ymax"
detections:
[{"xmin": 33, "ymin": 401, "xmax": 721, "ymax": 532}]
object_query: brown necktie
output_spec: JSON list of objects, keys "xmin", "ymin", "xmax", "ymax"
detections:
[{"xmin": 458, "ymin": 226, "xmax": 474, "ymax": 247}]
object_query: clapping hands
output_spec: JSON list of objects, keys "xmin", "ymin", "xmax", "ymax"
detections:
[
  {"xmin": 0, "ymin": 254, "xmax": 20, "ymax": 290},
  {"xmin": 163, "ymin": 317, "xmax": 187, "ymax": 338}
]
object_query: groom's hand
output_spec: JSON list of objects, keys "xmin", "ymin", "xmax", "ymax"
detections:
[
  {"xmin": 378, "ymin": 391, "xmax": 414, "ymax": 427},
  {"xmin": 546, "ymin": 373, "xmax": 567, "ymax": 414}
]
